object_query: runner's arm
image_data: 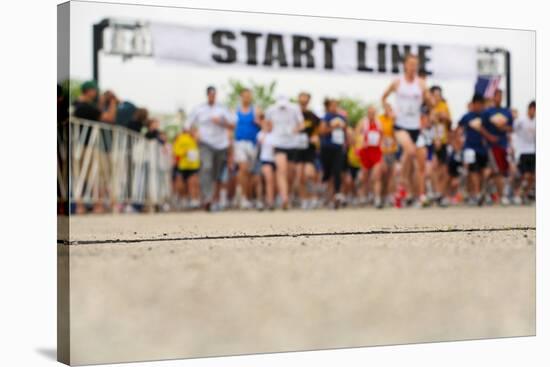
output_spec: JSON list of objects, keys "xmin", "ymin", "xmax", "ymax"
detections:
[
  {"xmin": 479, "ymin": 125, "xmax": 498, "ymax": 144},
  {"xmin": 319, "ymin": 120, "xmax": 331, "ymax": 135},
  {"xmin": 381, "ymin": 80, "xmax": 398, "ymax": 106},
  {"xmin": 217, "ymin": 109, "xmax": 236, "ymax": 130}
]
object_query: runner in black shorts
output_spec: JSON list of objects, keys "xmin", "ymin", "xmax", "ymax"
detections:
[
  {"xmin": 266, "ymin": 95, "xmax": 304, "ymax": 209},
  {"xmin": 467, "ymin": 152, "xmax": 488, "ymax": 173},
  {"xmin": 295, "ymin": 92, "xmax": 321, "ymax": 209},
  {"xmin": 393, "ymin": 126, "xmax": 420, "ymax": 145},
  {"xmin": 447, "ymin": 150, "xmax": 462, "ymax": 178},
  {"xmin": 177, "ymin": 168, "xmax": 200, "ymax": 181},
  {"xmin": 518, "ymin": 154, "xmax": 535, "ymax": 175},
  {"xmin": 274, "ymin": 147, "xmax": 298, "ymax": 162}
]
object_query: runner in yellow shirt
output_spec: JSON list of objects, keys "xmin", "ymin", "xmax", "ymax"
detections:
[
  {"xmin": 172, "ymin": 123, "xmax": 201, "ymax": 209},
  {"xmin": 429, "ymin": 86, "xmax": 452, "ymax": 205},
  {"xmin": 343, "ymin": 126, "xmax": 363, "ymax": 205}
]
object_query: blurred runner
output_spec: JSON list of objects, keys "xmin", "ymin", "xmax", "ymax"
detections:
[
  {"xmin": 172, "ymin": 120, "xmax": 201, "ymax": 209},
  {"xmin": 188, "ymin": 86, "xmax": 235, "ymax": 211},
  {"xmin": 233, "ymin": 88, "xmax": 263, "ymax": 209},
  {"xmin": 356, "ymin": 105, "xmax": 384, "ymax": 208},
  {"xmin": 257, "ymin": 120, "xmax": 277, "ymax": 210},
  {"xmin": 512, "ymin": 100, "xmax": 536, "ymax": 204},
  {"xmin": 295, "ymin": 92, "xmax": 321, "ymax": 210},
  {"xmin": 378, "ymin": 103, "xmax": 398, "ymax": 206},
  {"xmin": 320, "ymin": 98, "xmax": 348, "ymax": 208},
  {"xmin": 458, "ymin": 94, "xmax": 498, "ymax": 205},
  {"xmin": 482, "ymin": 89, "xmax": 514, "ymax": 205},
  {"xmin": 265, "ymin": 95, "xmax": 303, "ymax": 209},
  {"xmin": 429, "ymin": 86, "xmax": 452, "ymax": 206},
  {"xmin": 382, "ymin": 53, "xmax": 433, "ymax": 206}
]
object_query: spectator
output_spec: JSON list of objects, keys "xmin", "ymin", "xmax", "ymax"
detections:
[
  {"xmin": 145, "ymin": 118, "xmax": 165, "ymax": 143},
  {"xmin": 127, "ymin": 108, "xmax": 148, "ymax": 134},
  {"xmin": 73, "ymin": 81, "xmax": 118, "ymax": 123}
]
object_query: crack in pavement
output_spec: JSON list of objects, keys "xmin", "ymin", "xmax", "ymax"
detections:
[{"xmin": 59, "ymin": 226, "xmax": 535, "ymax": 246}]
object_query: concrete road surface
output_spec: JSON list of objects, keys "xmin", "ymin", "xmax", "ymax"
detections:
[{"xmin": 60, "ymin": 206, "xmax": 536, "ymax": 365}]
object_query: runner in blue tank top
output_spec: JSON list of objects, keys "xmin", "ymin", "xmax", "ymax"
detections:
[{"xmin": 234, "ymin": 88, "xmax": 263, "ymax": 209}]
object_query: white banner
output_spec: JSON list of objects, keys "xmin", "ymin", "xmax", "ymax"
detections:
[{"xmin": 151, "ymin": 23, "xmax": 478, "ymax": 79}]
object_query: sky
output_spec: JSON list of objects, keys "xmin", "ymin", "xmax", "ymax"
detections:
[{"xmin": 66, "ymin": 0, "xmax": 536, "ymax": 122}]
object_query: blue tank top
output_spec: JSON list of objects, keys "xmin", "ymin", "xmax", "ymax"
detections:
[{"xmin": 235, "ymin": 106, "xmax": 260, "ymax": 143}]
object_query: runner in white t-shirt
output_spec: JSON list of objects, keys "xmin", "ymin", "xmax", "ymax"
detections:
[
  {"xmin": 381, "ymin": 53, "xmax": 433, "ymax": 206},
  {"xmin": 512, "ymin": 100, "xmax": 536, "ymax": 204},
  {"xmin": 257, "ymin": 120, "xmax": 277, "ymax": 210},
  {"xmin": 265, "ymin": 96, "xmax": 304, "ymax": 209},
  {"xmin": 188, "ymin": 86, "xmax": 235, "ymax": 210}
]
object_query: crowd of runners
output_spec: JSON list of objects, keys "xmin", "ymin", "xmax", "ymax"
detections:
[
  {"xmin": 168, "ymin": 54, "xmax": 536, "ymax": 211},
  {"xmin": 67, "ymin": 53, "xmax": 536, "ymax": 213}
]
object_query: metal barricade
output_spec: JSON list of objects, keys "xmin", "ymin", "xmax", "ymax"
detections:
[{"xmin": 58, "ymin": 118, "xmax": 172, "ymax": 212}]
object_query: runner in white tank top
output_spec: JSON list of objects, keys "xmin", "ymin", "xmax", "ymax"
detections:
[
  {"xmin": 381, "ymin": 53, "xmax": 433, "ymax": 206},
  {"xmin": 394, "ymin": 75, "xmax": 423, "ymax": 130}
]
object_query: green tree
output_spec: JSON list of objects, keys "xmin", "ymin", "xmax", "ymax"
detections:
[
  {"xmin": 60, "ymin": 79, "xmax": 85, "ymax": 103},
  {"xmin": 338, "ymin": 97, "xmax": 369, "ymax": 127},
  {"xmin": 225, "ymin": 79, "xmax": 277, "ymax": 110}
]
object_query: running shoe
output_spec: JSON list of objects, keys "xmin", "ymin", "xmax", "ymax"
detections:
[
  {"xmin": 239, "ymin": 199, "xmax": 252, "ymax": 210},
  {"xmin": 419, "ymin": 194, "xmax": 430, "ymax": 208},
  {"xmin": 500, "ymin": 196, "xmax": 511, "ymax": 206},
  {"xmin": 512, "ymin": 196, "xmax": 523, "ymax": 206}
]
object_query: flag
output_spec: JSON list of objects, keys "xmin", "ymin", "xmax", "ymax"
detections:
[{"xmin": 475, "ymin": 76, "xmax": 501, "ymax": 98}]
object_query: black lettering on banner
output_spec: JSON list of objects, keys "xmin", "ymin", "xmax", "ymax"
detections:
[
  {"xmin": 319, "ymin": 37, "xmax": 338, "ymax": 69},
  {"xmin": 263, "ymin": 33, "xmax": 288, "ymax": 67},
  {"xmin": 391, "ymin": 44, "xmax": 412, "ymax": 73},
  {"xmin": 377, "ymin": 43, "xmax": 387, "ymax": 73},
  {"xmin": 241, "ymin": 31, "xmax": 262, "ymax": 65},
  {"xmin": 211, "ymin": 30, "xmax": 237, "ymax": 63},
  {"xmin": 357, "ymin": 41, "xmax": 374, "ymax": 72},
  {"xmin": 292, "ymin": 35, "xmax": 315, "ymax": 68},
  {"xmin": 418, "ymin": 44, "xmax": 433, "ymax": 75}
]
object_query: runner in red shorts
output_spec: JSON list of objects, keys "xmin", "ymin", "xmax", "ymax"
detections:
[
  {"xmin": 481, "ymin": 89, "xmax": 514, "ymax": 205},
  {"xmin": 356, "ymin": 105, "xmax": 384, "ymax": 208}
]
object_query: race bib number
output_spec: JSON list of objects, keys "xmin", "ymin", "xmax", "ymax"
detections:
[
  {"xmin": 416, "ymin": 134, "xmax": 426, "ymax": 148},
  {"xmin": 367, "ymin": 131, "xmax": 381, "ymax": 146},
  {"xmin": 463, "ymin": 148, "xmax": 476, "ymax": 164},
  {"xmin": 331, "ymin": 128, "xmax": 345, "ymax": 145},
  {"xmin": 186, "ymin": 149, "xmax": 199, "ymax": 163},
  {"xmin": 490, "ymin": 113, "xmax": 507, "ymax": 127},
  {"xmin": 436, "ymin": 124, "xmax": 446, "ymax": 138},
  {"xmin": 468, "ymin": 117, "xmax": 482, "ymax": 131}
]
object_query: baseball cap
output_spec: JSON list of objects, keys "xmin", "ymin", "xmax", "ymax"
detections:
[{"xmin": 81, "ymin": 80, "xmax": 98, "ymax": 93}]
